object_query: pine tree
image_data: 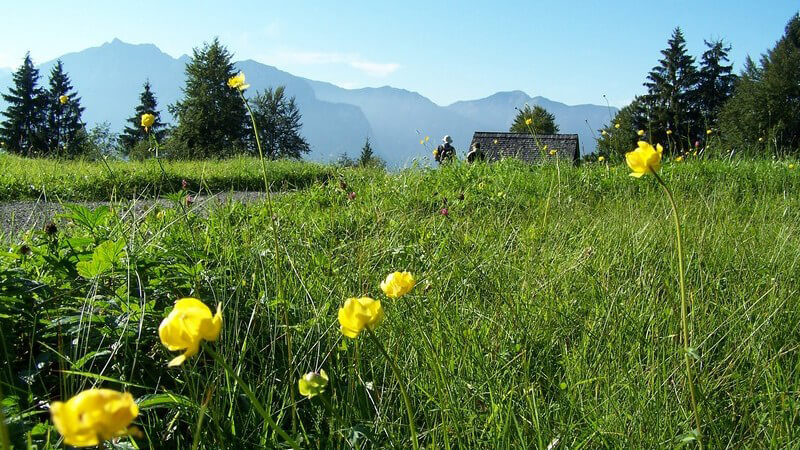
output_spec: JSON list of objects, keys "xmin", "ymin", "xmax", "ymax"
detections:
[
  {"xmin": 0, "ymin": 53, "xmax": 47, "ymax": 155},
  {"xmin": 170, "ymin": 38, "xmax": 248, "ymax": 158},
  {"xmin": 120, "ymin": 80, "xmax": 167, "ymax": 153},
  {"xmin": 358, "ymin": 137, "xmax": 375, "ymax": 166},
  {"xmin": 697, "ymin": 39, "xmax": 736, "ymax": 126},
  {"xmin": 250, "ymin": 86, "xmax": 310, "ymax": 159},
  {"xmin": 721, "ymin": 14, "xmax": 800, "ymax": 154},
  {"xmin": 44, "ymin": 60, "xmax": 85, "ymax": 157},
  {"xmin": 644, "ymin": 27, "xmax": 700, "ymax": 151},
  {"xmin": 509, "ymin": 105, "xmax": 559, "ymax": 134}
]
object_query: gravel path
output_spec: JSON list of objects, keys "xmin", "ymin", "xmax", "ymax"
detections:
[{"xmin": 0, "ymin": 191, "xmax": 269, "ymax": 237}]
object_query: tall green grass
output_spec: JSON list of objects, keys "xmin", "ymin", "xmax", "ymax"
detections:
[
  {"xmin": 0, "ymin": 154, "xmax": 334, "ymax": 201},
  {"xmin": 1, "ymin": 159, "xmax": 799, "ymax": 448}
]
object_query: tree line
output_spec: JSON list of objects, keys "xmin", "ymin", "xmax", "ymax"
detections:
[
  {"xmin": 599, "ymin": 13, "xmax": 800, "ymax": 158},
  {"xmin": 0, "ymin": 38, "xmax": 311, "ymax": 160}
]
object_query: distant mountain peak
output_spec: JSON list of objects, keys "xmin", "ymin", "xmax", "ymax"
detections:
[{"xmin": 0, "ymin": 39, "xmax": 613, "ymax": 164}]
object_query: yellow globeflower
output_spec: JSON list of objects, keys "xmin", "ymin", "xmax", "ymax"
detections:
[
  {"xmin": 666, "ymin": 129, "xmax": 673, "ymax": 135},
  {"xmin": 432, "ymin": 149, "xmax": 439, "ymax": 157},
  {"xmin": 338, "ymin": 297, "xmax": 383, "ymax": 338},
  {"xmin": 51, "ymin": 389, "xmax": 138, "ymax": 448},
  {"xmin": 140, "ymin": 113, "xmax": 155, "ymax": 132},
  {"xmin": 625, "ymin": 141, "xmax": 663, "ymax": 178},
  {"xmin": 549, "ymin": 149, "xmax": 557, "ymax": 156},
  {"xmin": 59, "ymin": 95, "xmax": 69, "ymax": 105},
  {"xmin": 380, "ymin": 271, "xmax": 416, "ymax": 299},
  {"xmin": 525, "ymin": 118, "xmax": 533, "ymax": 126},
  {"xmin": 425, "ymin": 136, "xmax": 430, "ymax": 142},
  {"xmin": 601, "ymin": 130, "xmax": 608, "ymax": 136},
  {"xmin": 614, "ymin": 122, "xmax": 620, "ymax": 129},
  {"xmin": 637, "ymin": 129, "xmax": 645, "ymax": 136},
  {"xmin": 159, "ymin": 298, "xmax": 222, "ymax": 367},
  {"xmin": 227, "ymin": 72, "xmax": 250, "ymax": 91},
  {"xmin": 493, "ymin": 139, "xmax": 498, "ymax": 144},
  {"xmin": 420, "ymin": 139, "xmax": 424, "ymax": 145},
  {"xmin": 675, "ymin": 155, "xmax": 684, "ymax": 162},
  {"xmin": 790, "ymin": 163, "xmax": 796, "ymax": 169},
  {"xmin": 298, "ymin": 370, "xmax": 329, "ymax": 399},
  {"xmin": 598, "ymin": 156, "xmax": 605, "ymax": 162},
  {"xmin": 706, "ymin": 129, "xmax": 713, "ymax": 135},
  {"xmin": 758, "ymin": 137, "xmax": 764, "ymax": 143}
]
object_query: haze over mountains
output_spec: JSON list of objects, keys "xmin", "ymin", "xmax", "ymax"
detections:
[{"xmin": 0, "ymin": 39, "xmax": 616, "ymax": 164}]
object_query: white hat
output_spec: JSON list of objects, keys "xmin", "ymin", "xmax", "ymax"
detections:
[{"xmin": 442, "ymin": 135, "xmax": 452, "ymax": 144}]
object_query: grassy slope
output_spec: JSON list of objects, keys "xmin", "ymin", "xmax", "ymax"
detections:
[
  {"xmin": 0, "ymin": 154, "xmax": 334, "ymax": 201},
  {"xmin": 1, "ymin": 159, "xmax": 799, "ymax": 448}
]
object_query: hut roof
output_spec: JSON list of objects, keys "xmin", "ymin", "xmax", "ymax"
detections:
[{"xmin": 469, "ymin": 132, "xmax": 580, "ymax": 164}]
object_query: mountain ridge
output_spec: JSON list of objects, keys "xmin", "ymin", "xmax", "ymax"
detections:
[{"xmin": 0, "ymin": 39, "xmax": 616, "ymax": 164}]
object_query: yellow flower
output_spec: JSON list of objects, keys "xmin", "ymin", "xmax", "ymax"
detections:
[
  {"xmin": 51, "ymin": 389, "xmax": 138, "ymax": 447},
  {"xmin": 675, "ymin": 155, "xmax": 684, "ymax": 162},
  {"xmin": 425, "ymin": 136, "xmax": 430, "ymax": 142},
  {"xmin": 666, "ymin": 129, "xmax": 673, "ymax": 135},
  {"xmin": 338, "ymin": 297, "xmax": 383, "ymax": 338},
  {"xmin": 420, "ymin": 139, "xmax": 424, "ymax": 145},
  {"xmin": 493, "ymin": 139, "xmax": 498, "ymax": 145},
  {"xmin": 140, "ymin": 113, "xmax": 155, "ymax": 132},
  {"xmin": 59, "ymin": 95, "xmax": 69, "ymax": 105},
  {"xmin": 433, "ymin": 149, "xmax": 439, "ymax": 157},
  {"xmin": 380, "ymin": 271, "xmax": 416, "ymax": 299},
  {"xmin": 615, "ymin": 123, "xmax": 620, "ymax": 129},
  {"xmin": 706, "ymin": 129, "xmax": 713, "ymax": 135},
  {"xmin": 227, "ymin": 72, "xmax": 250, "ymax": 91},
  {"xmin": 601, "ymin": 130, "xmax": 608, "ymax": 136},
  {"xmin": 637, "ymin": 129, "xmax": 645, "ymax": 136},
  {"xmin": 790, "ymin": 163, "xmax": 796, "ymax": 169},
  {"xmin": 598, "ymin": 156, "xmax": 605, "ymax": 162},
  {"xmin": 758, "ymin": 137, "xmax": 764, "ymax": 143},
  {"xmin": 625, "ymin": 141, "xmax": 663, "ymax": 178},
  {"xmin": 159, "ymin": 298, "xmax": 222, "ymax": 367},
  {"xmin": 525, "ymin": 118, "xmax": 532, "ymax": 126},
  {"xmin": 298, "ymin": 370, "xmax": 329, "ymax": 399},
  {"xmin": 549, "ymin": 149, "xmax": 557, "ymax": 156}
]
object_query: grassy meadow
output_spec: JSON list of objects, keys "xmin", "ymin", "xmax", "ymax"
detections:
[
  {"xmin": 1, "ymin": 157, "xmax": 800, "ymax": 448},
  {"xmin": 0, "ymin": 154, "xmax": 334, "ymax": 201}
]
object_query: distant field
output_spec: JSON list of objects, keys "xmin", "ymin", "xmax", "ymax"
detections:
[
  {"xmin": 0, "ymin": 154, "xmax": 335, "ymax": 201},
  {"xmin": 1, "ymin": 158, "xmax": 799, "ymax": 448}
]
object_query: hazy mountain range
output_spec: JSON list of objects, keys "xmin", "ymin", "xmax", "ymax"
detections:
[{"xmin": 0, "ymin": 39, "xmax": 616, "ymax": 164}]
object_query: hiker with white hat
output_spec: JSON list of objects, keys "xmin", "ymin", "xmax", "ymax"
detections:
[{"xmin": 435, "ymin": 135, "xmax": 456, "ymax": 164}]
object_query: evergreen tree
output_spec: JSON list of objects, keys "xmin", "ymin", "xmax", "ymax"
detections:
[
  {"xmin": 643, "ymin": 27, "xmax": 700, "ymax": 151},
  {"xmin": 250, "ymin": 86, "xmax": 310, "ymax": 159},
  {"xmin": 721, "ymin": 14, "xmax": 800, "ymax": 154},
  {"xmin": 170, "ymin": 38, "xmax": 248, "ymax": 158},
  {"xmin": 697, "ymin": 39, "xmax": 736, "ymax": 126},
  {"xmin": 358, "ymin": 137, "xmax": 375, "ymax": 166},
  {"xmin": 0, "ymin": 53, "xmax": 47, "ymax": 155},
  {"xmin": 120, "ymin": 80, "xmax": 167, "ymax": 153},
  {"xmin": 44, "ymin": 60, "xmax": 85, "ymax": 157},
  {"xmin": 509, "ymin": 105, "xmax": 559, "ymax": 134},
  {"xmin": 356, "ymin": 137, "xmax": 385, "ymax": 168}
]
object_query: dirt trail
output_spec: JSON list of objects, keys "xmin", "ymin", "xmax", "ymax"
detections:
[{"xmin": 0, "ymin": 191, "xmax": 267, "ymax": 237}]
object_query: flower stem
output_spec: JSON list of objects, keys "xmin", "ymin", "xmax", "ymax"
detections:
[
  {"xmin": 653, "ymin": 171, "xmax": 703, "ymax": 448},
  {"xmin": 366, "ymin": 329, "xmax": 419, "ymax": 450},
  {"xmin": 202, "ymin": 343, "xmax": 299, "ymax": 449},
  {"xmin": 0, "ymin": 385, "xmax": 10, "ymax": 450},
  {"xmin": 238, "ymin": 90, "xmax": 297, "ymax": 432}
]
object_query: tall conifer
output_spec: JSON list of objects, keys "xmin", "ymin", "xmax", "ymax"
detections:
[
  {"xmin": 0, "ymin": 53, "xmax": 47, "ymax": 155},
  {"xmin": 120, "ymin": 80, "xmax": 166, "ymax": 153},
  {"xmin": 170, "ymin": 38, "xmax": 248, "ymax": 158}
]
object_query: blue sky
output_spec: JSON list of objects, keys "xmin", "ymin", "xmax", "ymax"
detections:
[{"xmin": 2, "ymin": 1, "xmax": 796, "ymax": 107}]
